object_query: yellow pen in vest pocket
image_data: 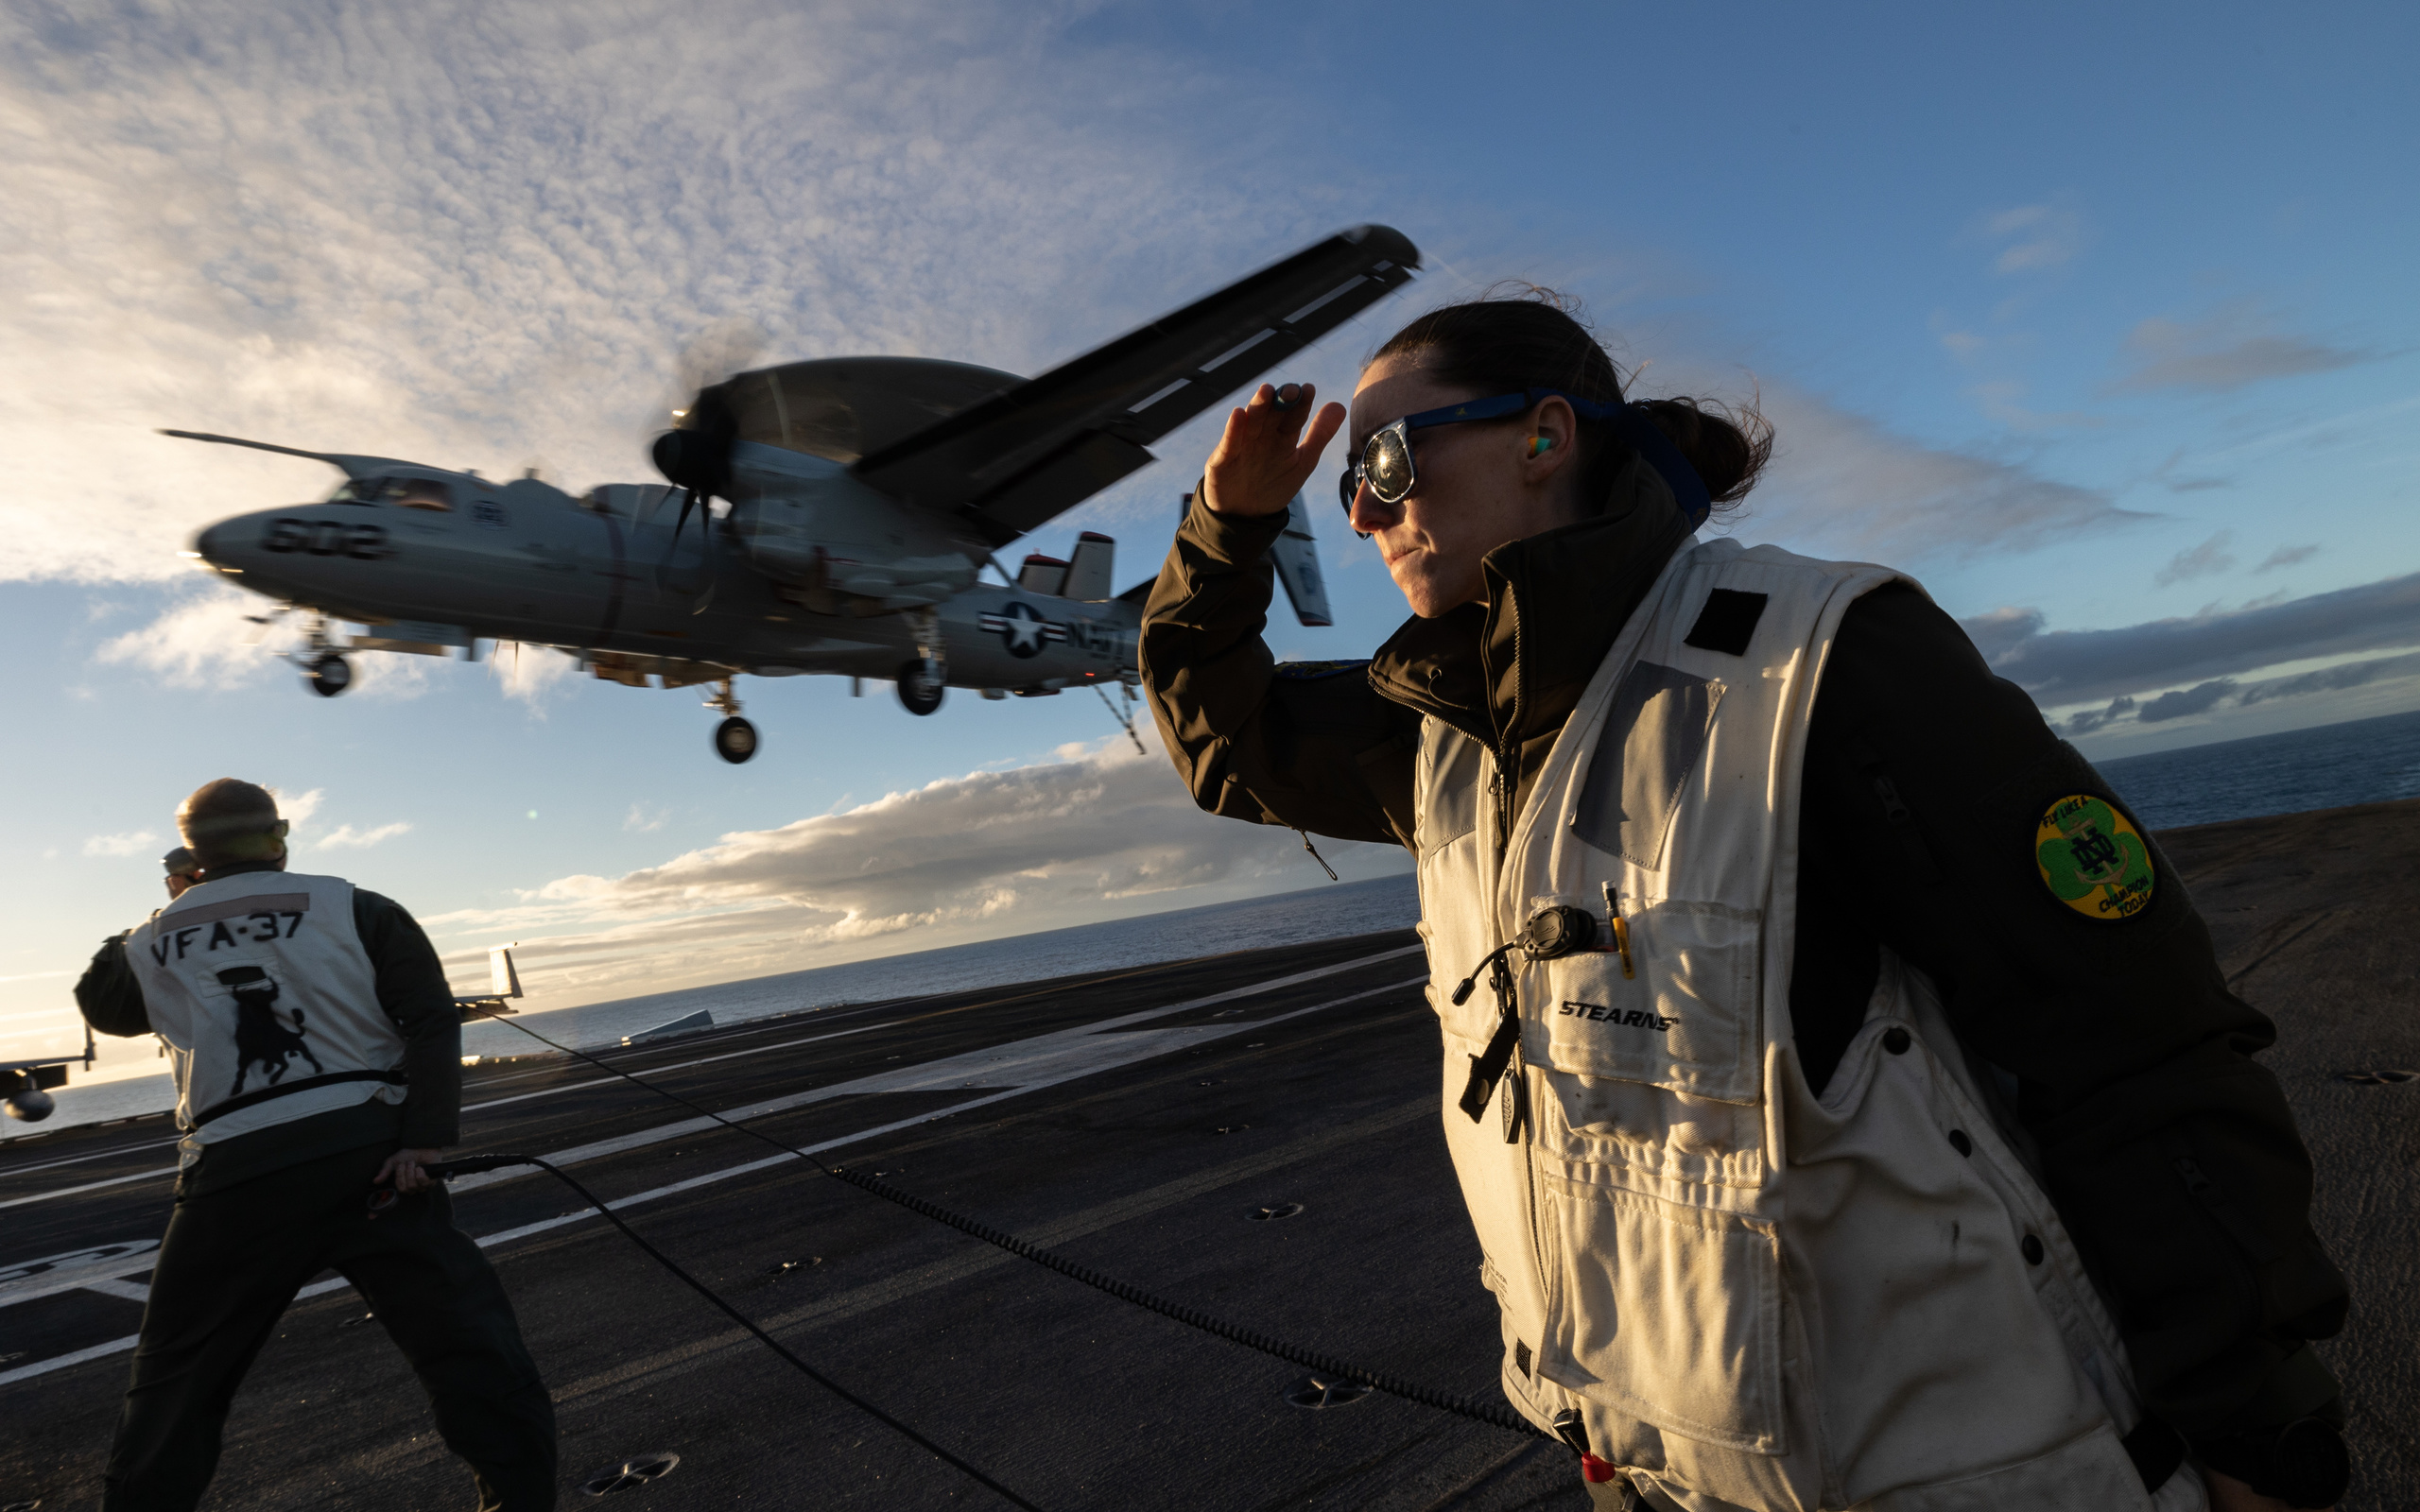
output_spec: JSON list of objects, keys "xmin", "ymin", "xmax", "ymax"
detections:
[{"xmin": 1599, "ymin": 882, "xmax": 1636, "ymax": 979}]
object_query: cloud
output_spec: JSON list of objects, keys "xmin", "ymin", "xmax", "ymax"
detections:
[
  {"xmin": 2153, "ymin": 530, "xmax": 2237, "ymax": 588},
  {"xmin": 1979, "ymin": 203, "xmax": 2085, "ymax": 274},
  {"xmin": 315, "ymin": 821, "xmax": 411, "ymax": 850},
  {"xmin": 0, "ymin": 0, "xmax": 1322, "ymax": 590},
  {"xmin": 492, "ymin": 643, "xmax": 583, "ymax": 707},
  {"xmin": 83, "ymin": 830, "xmax": 160, "ymax": 857},
  {"xmin": 2064, "ymin": 651, "xmax": 2420, "ymax": 735},
  {"xmin": 270, "ymin": 787, "xmax": 325, "ymax": 827},
  {"xmin": 2135, "ymin": 679, "xmax": 2238, "ymax": 723},
  {"xmin": 89, "ymin": 584, "xmax": 432, "ymax": 697},
  {"xmin": 93, "ymin": 583, "xmax": 285, "ymax": 688},
  {"xmin": 624, "ymin": 803, "xmax": 669, "ymax": 833},
  {"xmin": 417, "ymin": 730, "xmax": 1398, "ymax": 1000},
  {"xmin": 2235, "ymin": 650, "xmax": 2420, "ymax": 708},
  {"xmin": 2063, "ymin": 695, "xmax": 2135, "ymax": 735},
  {"xmin": 1737, "ymin": 386, "xmax": 2146, "ymax": 561},
  {"xmin": 1976, "ymin": 567, "xmax": 2420, "ymax": 706},
  {"xmin": 1968, "ymin": 381, "xmax": 2103, "ymax": 432},
  {"xmin": 1960, "ymin": 606, "xmax": 2045, "ymax": 665},
  {"xmin": 2257, "ymin": 543, "xmax": 2319, "ymax": 573},
  {"xmin": 2115, "ymin": 305, "xmax": 2372, "ymax": 393}
]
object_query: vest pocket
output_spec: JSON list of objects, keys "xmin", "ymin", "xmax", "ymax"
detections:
[
  {"xmin": 1532, "ymin": 899, "xmax": 1760, "ymax": 1105},
  {"xmin": 1537, "ymin": 1173, "xmax": 1786, "ymax": 1453}
]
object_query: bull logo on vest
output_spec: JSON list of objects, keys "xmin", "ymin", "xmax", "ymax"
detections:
[{"xmin": 215, "ymin": 964, "xmax": 325, "ymax": 1095}]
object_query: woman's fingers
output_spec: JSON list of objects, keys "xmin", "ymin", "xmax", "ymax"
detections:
[
  {"xmin": 1299, "ymin": 400, "xmax": 1347, "ymax": 465},
  {"xmin": 1203, "ymin": 381, "xmax": 1337, "ymax": 517}
]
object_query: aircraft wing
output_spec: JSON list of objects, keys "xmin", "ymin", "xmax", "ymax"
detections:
[{"xmin": 851, "ymin": 225, "xmax": 1419, "ymax": 547}]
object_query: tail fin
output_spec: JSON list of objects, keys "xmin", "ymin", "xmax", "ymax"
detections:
[
  {"xmin": 1063, "ymin": 532, "xmax": 1116, "ymax": 599},
  {"xmin": 1270, "ymin": 494, "xmax": 1332, "ymax": 627},
  {"xmin": 489, "ymin": 944, "xmax": 523, "ymax": 1000}
]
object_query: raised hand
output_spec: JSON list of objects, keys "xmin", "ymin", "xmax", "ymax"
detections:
[{"xmin": 1201, "ymin": 382, "xmax": 1347, "ymax": 519}]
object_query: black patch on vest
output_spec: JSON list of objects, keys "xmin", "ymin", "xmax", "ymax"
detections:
[
  {"xmin": 1684, "ymin": 589, "xmax": 1768, "ymax": 656},
  {"xmin": 1571, "ymin": 662, "xmax": 1721, "ymax": 868},
  {"xmin": 1514, "ymin": 1340, "xmax": 1532, "ymax": 1376}
]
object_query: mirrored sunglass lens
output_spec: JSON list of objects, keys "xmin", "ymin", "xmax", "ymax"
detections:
[
  {"xmin": 1339, "ymin": 467, "xmax": 1359, "ymax": 512},
  {"xmin": 1364, "ymin": 431, "xmax": 1413, "ymax": 501}
]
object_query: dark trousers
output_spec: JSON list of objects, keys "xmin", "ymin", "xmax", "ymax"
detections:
[{"xmin": 103, "ymin": 1141, "xmax": 557, "ymax": 1512}]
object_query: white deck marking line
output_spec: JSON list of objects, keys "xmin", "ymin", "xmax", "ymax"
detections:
[
  {"xmin": 0, "ymin": 1027, "xmax": 897, "ymax": 1210},
  {"xmin": 0, "ymin": 1239, "xmax": 164, "ymax": 1307},
  {"xmin": 0, "ymin": 1165, "xmax": 181, "ymax": 1211},
  {"xmin": 0, "ymin": 945, "xmax": 1417, "ymax": 1215},
  {"xmin": 437, "ymin": 945, "xmax": 1424, "ymax": 1196},
  {"xmin": 0, "ymin": 1136, "xmax": 182, "ymax": 1179},
  {"xmin": 459, "ymin": 1024, "xmax": 886, "ymax": 1114},
  {"xmin": 0, "ymin": 1025, "xmax": 892, "ymax": 1207},
  {"xmin": 79, "ymin": 1278, "xmax": 153, "ymax": 1304},
  {"xmin": 0, "ymin": 968, "xmax": 1429, "ymax": 1385}
]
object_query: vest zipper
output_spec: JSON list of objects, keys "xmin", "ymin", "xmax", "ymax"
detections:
[{"xmin": 1482, "ymin": 671, "xmax": 1552, "ymax": 1366}]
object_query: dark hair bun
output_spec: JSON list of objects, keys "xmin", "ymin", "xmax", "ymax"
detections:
[{"xmin": 1633, "ymin": 396, "xmax": 1772, "ymax": 507}]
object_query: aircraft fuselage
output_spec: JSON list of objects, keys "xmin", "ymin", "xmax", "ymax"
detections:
[{"xmin": 190, "ymin": 471, "xmax": 1140, "ymax": 698}]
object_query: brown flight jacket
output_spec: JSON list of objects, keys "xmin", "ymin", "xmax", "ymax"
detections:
[{"xmin": 1140, "ymin": 455, "xmax": 2349, "ymax": 1486}]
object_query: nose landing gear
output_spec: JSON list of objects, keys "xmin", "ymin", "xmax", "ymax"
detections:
[
  {"xmin": 706, "ymin": 677, "xmax": 758, "ymax": 764},
  {"xmin": 306, "ymin": 652, "xmax": 354, "ymax": 697},
  {"xmin": 286, "ymin": 614, "xmax": 353, "ymax": 697}
]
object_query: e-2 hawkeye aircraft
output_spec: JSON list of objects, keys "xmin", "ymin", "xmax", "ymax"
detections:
[{"xmin": 172, "ymin": 226, "xmax": 1417, "ymax": 762}]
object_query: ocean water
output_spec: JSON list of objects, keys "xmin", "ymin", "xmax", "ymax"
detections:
[
  {"xmin": 2095, "ymin": 707, "xmax": 2420, "ymax": 831},
  {"xmin": 20, "ymin": 707, "xmax": 2420, "ymax": 1140}
]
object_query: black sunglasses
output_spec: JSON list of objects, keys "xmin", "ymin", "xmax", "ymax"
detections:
[{"xmin": 1339, "ymin": 389, "xmax": 1619, "ymax": 515}]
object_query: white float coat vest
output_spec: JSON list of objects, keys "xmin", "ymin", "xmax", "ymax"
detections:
[
  {"xmin": 1415, "ymin": 540, "xmax": 2203, "ymax": 1512},
  {"xmin": 126, "ymin": 869, "xmax": 408, "ymax": 1166}
]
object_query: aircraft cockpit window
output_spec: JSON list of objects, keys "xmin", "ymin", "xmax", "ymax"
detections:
[
  {"xmin": 388, "ymin": 477, "xmax": 455, "ymax": 511},
  {"xmin": 327, "ymin": 476, "xmax": 456, "ymax": 510}
]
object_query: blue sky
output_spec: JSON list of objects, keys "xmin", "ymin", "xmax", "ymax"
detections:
[{"xmin": 5, "ymin": 1, "xmax": 2416, "ymax": 1082}]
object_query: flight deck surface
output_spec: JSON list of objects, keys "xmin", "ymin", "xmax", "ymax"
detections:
[{"xmin": 5, "ymin": 800, "xmax": 2417, "ymax": 1509}]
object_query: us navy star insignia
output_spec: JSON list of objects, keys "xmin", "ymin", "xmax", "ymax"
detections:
[{"xmin": 976, "ymin": 601, "xmax": 1066, "ymax": 660}]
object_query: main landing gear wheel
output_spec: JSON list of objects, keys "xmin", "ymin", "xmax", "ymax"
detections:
[
  {"xmin": 896, "ymin": 659, "xmax": 944, "ymax": 716},
  {"xmin": 713, "ymin": 716, "xmax": 758, "ymax": 764},
  {"xmin": 305, "ymin": 653, "xmax": 353, "ymax": 698}
]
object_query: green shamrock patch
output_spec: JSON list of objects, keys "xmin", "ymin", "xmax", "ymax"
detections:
[{"xmin": 2035, "ymin": 794, "xmax": 2155, "ymax": 920}]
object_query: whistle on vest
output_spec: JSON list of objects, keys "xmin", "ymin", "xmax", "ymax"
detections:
[
  {"xmin": 1448, "ymin": 904, "xmax": 1600, "ymax": 1006},
  {"xmin": 1452, "ymin": 905, "xmax": 1599, "ymax": 1123}
]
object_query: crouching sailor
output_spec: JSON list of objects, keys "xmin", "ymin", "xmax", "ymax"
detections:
[
  {"xmin": 1139, "ymin": 296, "xmax": 2351, "ymax": 1510},
  {"xmin": 75, "ymin": 778, "xmax": 558, "ymax": 1512}
]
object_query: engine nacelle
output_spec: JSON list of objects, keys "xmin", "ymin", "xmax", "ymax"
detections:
[{"xmin": 722, "ymin": 441, "xmax": 983, "ymax": 612}]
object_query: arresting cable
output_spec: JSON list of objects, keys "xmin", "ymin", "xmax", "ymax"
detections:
[
  {"xmin": 435, "ymin": 1010, "xmax": 1547, "ymax": 1488},
  {"xmin": 381, "ymin": 1150, "xmax": 1046, "ymax": 1512}
]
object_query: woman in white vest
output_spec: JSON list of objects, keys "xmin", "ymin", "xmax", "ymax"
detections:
[{"xmin": 1138, "ymin": 294, "xmax": 2349, "ymax": 1512}]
